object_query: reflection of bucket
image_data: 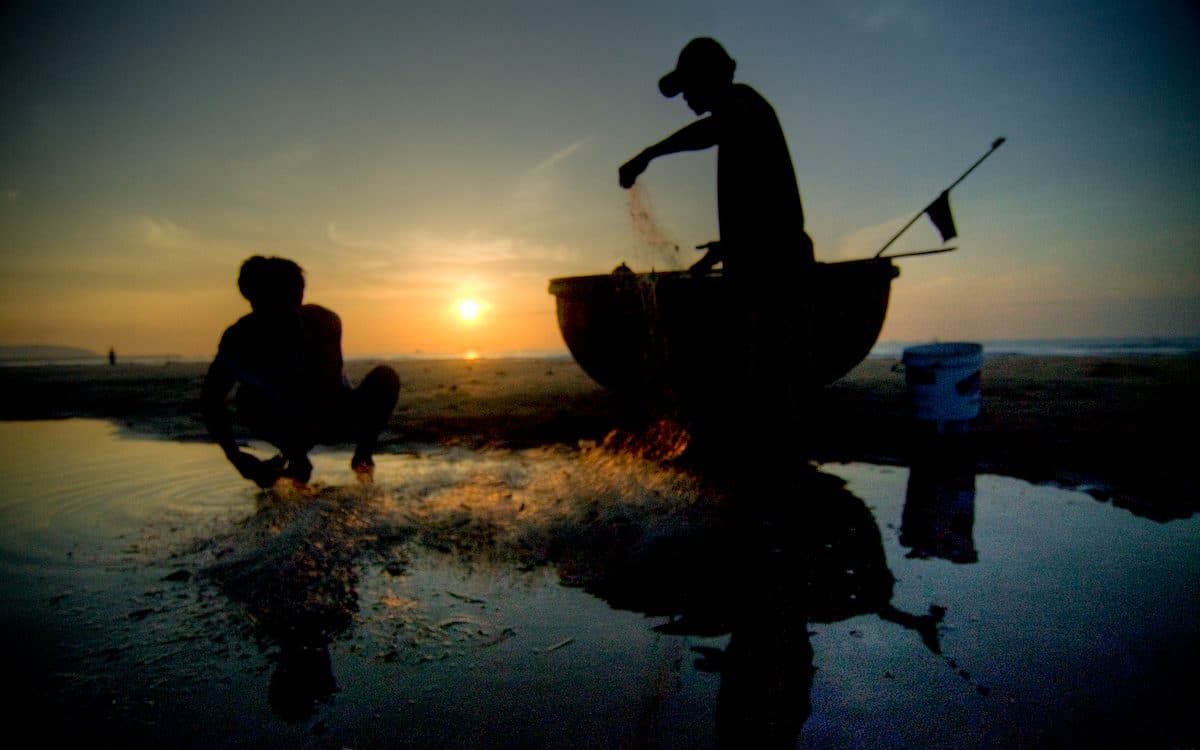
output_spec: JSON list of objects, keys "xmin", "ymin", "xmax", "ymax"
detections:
[
  {"xmin": 902, "ymin": 342, "xmax": 983, "ymax": 430},
  {"xmin": 903, "ymin": 457, "xmax": 979, "ymax": 563}
]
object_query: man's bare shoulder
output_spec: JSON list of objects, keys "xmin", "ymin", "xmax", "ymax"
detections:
[
  {"xmin": 217, "ymin": 313, "xmax": 258, "ymax": 351},
  {"xmin": 302, "ymin": 304, "xmax": 342, "ymax": 332},
  {"xmin": 302, "ymin": 304, "xmax": 340, "ymax": 321}
]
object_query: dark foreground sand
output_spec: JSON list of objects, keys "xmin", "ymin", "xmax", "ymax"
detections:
[{"xmin": 1, "ymin": 354, "xmax": 1196, "ymax": 520}]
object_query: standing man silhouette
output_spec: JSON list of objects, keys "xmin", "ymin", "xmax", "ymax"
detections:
[
  {"xmin": 619, "ymin": 38, "xmax": 815, "ymax": 446},
  {"xmin": 619, "ymin": 37, "xmax": 814, "ymax": 280},
  {"xmin": 201, "ymin": 256, "xmax": 400, "ymax": 486}
]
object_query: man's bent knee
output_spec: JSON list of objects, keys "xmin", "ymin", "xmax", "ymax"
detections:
[
  {"xmin": 354, "ymin": 366, "xmax": 400, "ymax": 422},
  {"xmin": 363, "ymin": 365, "xmax": 401, "ymax": 403}
]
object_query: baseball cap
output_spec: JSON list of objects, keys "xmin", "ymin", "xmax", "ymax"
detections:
[{"xmin": 658, "ymin": 37, "xmax": 736, "ymax": 97}]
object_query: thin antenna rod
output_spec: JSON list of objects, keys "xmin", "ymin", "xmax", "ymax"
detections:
[{"xmin": 873, "ymin": 137, "xmax": 1006, "ymax": 258}]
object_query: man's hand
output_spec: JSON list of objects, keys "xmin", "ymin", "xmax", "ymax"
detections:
[
  {"xmin": 227, "ymin": 449, "xmax": 284, "ymax": 488},
  {"xmin": 618, "ymin": 153, "xmax": 650, "ymax": 189},
  {"xmin": 689, "ymin": 241, "xmax": 722, "ymax": 276}
]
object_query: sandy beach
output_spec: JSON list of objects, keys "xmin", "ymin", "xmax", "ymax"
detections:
[{"xmin": 1, "ymin": 354, "xmax": 1196, "ymax": 521}]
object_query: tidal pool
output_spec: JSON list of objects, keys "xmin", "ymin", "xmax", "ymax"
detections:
[{"xmin": 0, "ymin": 419, "xmax": 1195, "ymax": 748}]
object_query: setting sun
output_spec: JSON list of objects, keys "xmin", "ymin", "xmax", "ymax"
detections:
[{"xmin": 457, "ymin": 299, "xmax": 484, "ymax": 323}]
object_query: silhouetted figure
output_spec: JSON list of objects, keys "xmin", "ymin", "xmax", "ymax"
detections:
[
  {"xmin": 619, "ymin": 37, "xmax": 813, "ymax": 280},
  {"xmin": 201, "ymin": 256, "xmax": 400, "ymax": 486},
  {"xmin": 108, "ymin": 347, "xmax": 116, "ymax": 366},
  {"xmin": 619, "ymin": 38, "xmax": 816, "ymax": 437}
]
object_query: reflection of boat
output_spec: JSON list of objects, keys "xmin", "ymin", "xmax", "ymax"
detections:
[
  {"xmin": 547, "ymin": 260, "xmax": 899, "ymax": 407},
  {"xmin": 577, "ymin": 471, "xmax": 922, "ymax": 629}
]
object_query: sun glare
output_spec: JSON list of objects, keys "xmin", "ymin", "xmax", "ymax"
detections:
[{"xmin": 458, "ymin": 299, "xmax": 484, "ymax": 323}]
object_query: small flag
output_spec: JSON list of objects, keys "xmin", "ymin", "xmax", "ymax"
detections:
[{"xmin": 925, "ymin": 190, "xmax": 957, "ymax": 242}]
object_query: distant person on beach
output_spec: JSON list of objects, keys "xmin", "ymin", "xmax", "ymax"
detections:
[
  {"xmin": 618, "ymin": 37, "xmax": 814, "ymax": 280},
  {"xmin": 201, "ymin": 256, "xmax": 400, "ymax": 486},
  {"xmin": 108, "ymin": 347, "xmax": 116, "ymax": 366}
]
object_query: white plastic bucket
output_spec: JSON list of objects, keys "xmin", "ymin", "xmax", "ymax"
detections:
[{"xmin": 901, "ymin": 342, "xmax": 983, "ymax": 429}]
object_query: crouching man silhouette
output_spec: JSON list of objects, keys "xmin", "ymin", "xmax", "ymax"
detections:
[{"xmin": 202, "ymin": 256, "xmax": 400, "ymax": 486}]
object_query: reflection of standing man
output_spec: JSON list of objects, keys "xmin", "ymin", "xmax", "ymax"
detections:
[{"xmin": 618, "ymin": 37, "xmax": 814, "ymax": 280}]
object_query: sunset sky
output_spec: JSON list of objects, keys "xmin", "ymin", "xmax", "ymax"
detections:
[{"xmin": 2, "ymin": 1, "xmax": 1197, "ymax": 358}]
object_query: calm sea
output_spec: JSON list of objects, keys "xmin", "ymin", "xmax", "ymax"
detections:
[
  {"xmin": 869, "ymin": 336, "xmax": 1200, "ymax": 359},
  {"xmin": 4, "ymin": 337, "xmax": 1199, "ymax": 368}
]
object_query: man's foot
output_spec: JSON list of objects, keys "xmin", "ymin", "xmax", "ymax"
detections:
[
  {"xmin": 281, "ymin": 455, "xmax": 313, "ymax": 485},
  {"xmin": 250, "ymin": 454, "xmax": 287, "ymax": 488},
  {"xmin": 350, "ymin": 453, "xmax": 375, "ymax": 484}
]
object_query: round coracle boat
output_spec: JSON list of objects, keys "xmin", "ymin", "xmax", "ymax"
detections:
[{"xmin": 548, "ymin": 259, "xmax": 899, "ymax": 410}]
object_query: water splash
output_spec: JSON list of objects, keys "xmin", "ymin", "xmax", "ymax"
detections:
[{"xmin": 129, "ymin": 441, "xmax": 718, "ymax": 671}]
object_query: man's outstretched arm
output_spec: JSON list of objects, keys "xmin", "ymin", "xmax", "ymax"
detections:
[
  {"xmin": 201, "ymin": 359, "xmax": 239, "ymax": 457},
  {"xmin": 619, "ymin": 116, "xmax": 719, "ymax": 188},
  {"xmin": 201, "ymin": 358, "xmax": 281, "ymax": 487}
]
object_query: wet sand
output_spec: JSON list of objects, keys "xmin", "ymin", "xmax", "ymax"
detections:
[{"xmin": 1, "ymin": 354, "xmax": 1196, "ymax": 520}]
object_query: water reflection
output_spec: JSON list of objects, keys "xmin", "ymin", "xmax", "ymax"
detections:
[
  {"xmin": 268, "ymin": 642, "xmax": 338, "ymax": 721},
  {"xmin": 204, "ymin": 486, "xmax": 367, "ymax": 720},
  {"xmin": 195, "ymin": 440, "xmax": 961, "ymax": 739},
  {"xmin": 5, "ymin": 420, "xmax": 1195, "ymax": 746},
  {"xmin": 901, "ymin": 445, "xmax": 979, "ymax": 564},
  {"xmin": 566, "ymin": 467, "xmax": 945, "ymax": 747}
]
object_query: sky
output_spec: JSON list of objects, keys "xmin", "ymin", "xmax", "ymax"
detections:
[{"xmin": 2, "ymin": 0, "xmax": 1198, "ymax": 358}]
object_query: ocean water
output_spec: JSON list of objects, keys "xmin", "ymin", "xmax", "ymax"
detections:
[
  {"xmin": 3, "ymin": 337, "xmax": 1197, "ymax": 368},
  {"xmin": 868, "ymin": 336, "xmax": 1200, "ymax": 360},
  {"xmin": 0, "ymin": 420, "xmax": 1196, "ymax": 748}
]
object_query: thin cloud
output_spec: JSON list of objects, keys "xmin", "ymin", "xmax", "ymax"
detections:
[
  {"xmin": 833, "ymin": 0, "xmax": 930, "ymax": 33},
  {"xmin": 529, "ymin": 136, "xmax": 594, "ymax": 174},
  {"xmin": 325, "ymin": 222, "xmax": 402, "ymax": 257},
  {"xmin": 325, "ymin": 224, "xmax": 517, "ymax": 265},
  {"xmin": 327, "ymin": 222, "xmax": 574, "ymax": 268},
  {"xmin": 423, "ymin": 237, "xmax": 519, "ymax": 266},
  {"xmin": 133, "ymin": 216, "xmax": 250, "ymax": 260},
  {"xmin": 511, "ymin": 136, "xmax": 596, "ymax": 217},
  {"xmin": 138, "ymin": 217, "xmax": 188, "ymax": 249}
]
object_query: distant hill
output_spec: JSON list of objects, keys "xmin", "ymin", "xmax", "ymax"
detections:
[{"xmin": 0, "ymin": 344, "xmax": 103, "ymax": 361}]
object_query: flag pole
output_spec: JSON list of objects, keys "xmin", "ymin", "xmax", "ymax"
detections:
[{"xmin": 873, "ymin": 137, "xmax": 1006, "ymax": 258}]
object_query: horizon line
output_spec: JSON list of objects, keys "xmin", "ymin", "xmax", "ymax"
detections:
[{"xmin": 3, "ymin": 334, "xmax": 1199, "ymax": 364}]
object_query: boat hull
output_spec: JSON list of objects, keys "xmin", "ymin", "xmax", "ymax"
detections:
[{"xmin": 548, "ymin": 261, "xmax": 899, "ymax": 409}]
